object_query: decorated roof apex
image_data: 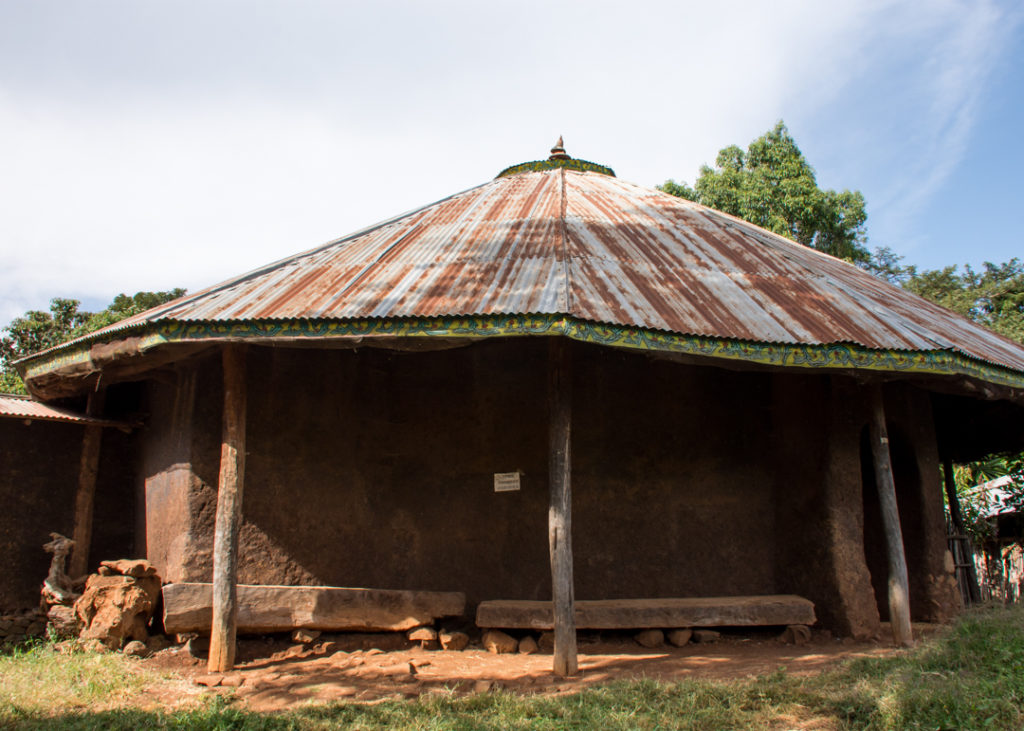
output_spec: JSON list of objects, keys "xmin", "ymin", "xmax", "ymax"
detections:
[
  {"xmin": 496, "ymin": 137, "xmax": 616, "ymax": 178},
  {"xmin": 549, "ymin": 136, "xmax": 570, "ymax": 160}
]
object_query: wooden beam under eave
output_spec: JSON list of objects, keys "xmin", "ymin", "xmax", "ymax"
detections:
[
  {"xmin": 867, "ymin": 385, "xmax": 914, "ymax": 647},
  {"xmin": 208, "ymin": 345, "xmax": 247, "ymax": 673},
  {"xmin": 69, "ymin": 389, "xmax": 107, "ymax": 579},
  {"xmin": 547, "ymin": 337, "xmax": 578, "ymax": 676}
]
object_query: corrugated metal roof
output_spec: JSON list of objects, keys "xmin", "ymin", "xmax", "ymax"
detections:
[
  {"xmin": 22, "ymin": 164, "xmax": 1024, "ymax": 376},
  {"xmin": 0, "ymin": 393, "xmax": 111, "ymax": 425}
]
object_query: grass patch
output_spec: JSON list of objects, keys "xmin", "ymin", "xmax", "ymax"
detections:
[
  {"xmin": 3, "ymin": 605, "xmax": 1024, "ymax": 729},
  {"xmin": 0, "ymin": 639, "xmax": 150, "ymax": 714}
]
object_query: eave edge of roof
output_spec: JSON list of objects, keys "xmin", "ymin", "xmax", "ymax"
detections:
[{"xmin": 18, "ymin": 314, "xmax": 1024, "ymax": 394}]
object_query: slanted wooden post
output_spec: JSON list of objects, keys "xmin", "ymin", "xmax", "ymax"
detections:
[
  {"xmin": 943, "ymin": 458, "xmax": 981, "ymax": 604},
  {"xmin": 868, "ymin": 385, "xmax": 913, "ymax": 647},
  {"xmin": 548, "ymin": 337, "xmax": 578, "ymax": 676},
  {"xmin": 69, "ymin": 388, "xmax": 106, "ymax": 579},
  {"xmin": 209, "ymin": 345, "xmax": 247, "ymax": 672}
]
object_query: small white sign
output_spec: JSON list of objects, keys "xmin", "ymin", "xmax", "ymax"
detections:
[{"xmin": 494, "ymin": 472, "xmax": 521, "ymax": 492}]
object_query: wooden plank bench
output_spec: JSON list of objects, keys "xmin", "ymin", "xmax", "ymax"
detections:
[
  {"xmin": 163, "ymin": 583, "xmax": 466, "ymax": 635},
  {"xmin": 476, "ymin": 595, "xmax": 815, "ymax": 631}
]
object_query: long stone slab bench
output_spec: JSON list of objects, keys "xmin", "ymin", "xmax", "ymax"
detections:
[
  {"xmin": 476, "ymin": 595, "xmax": 815, "ymax": 630},
  {"xmin": 163, "ymin": 583, "xmax": 466, "ymax": 635}
]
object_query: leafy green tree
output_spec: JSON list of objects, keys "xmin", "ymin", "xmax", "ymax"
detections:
[
  {"xmin": 0, "ymin": 289, "xmax": 185, "ymax": 394},
  {"xmin": 660, "ymin": 121, "xmax": 870, "ymax": 264},
  {"xmin": 903, "ymin": 259, "xmax": 1024, "ymax": 545},
  {"xmin": 904, "ymin": 259, "xmax": 1024, "ymax": 345}
]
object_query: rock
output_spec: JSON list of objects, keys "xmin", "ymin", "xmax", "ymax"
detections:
[
  {"xmin": 667, "ymin": 628, "xmax": 692, "ymax": 647},
  {"xmin": 538, "ymin": 631, "xmax": 555, "ymax": 652},
  {"xmin": 146, "ymin": 634, "xmax": 172, "ymax": 652},
  {"xmin": 634, "ymin": 629, "xmax": 664, "ymax": 648},
  {"xmin": 518, "ymin": 635, "xmax": 538, "ymax": 654},
  {"xmin": 123, "ymin": 640, "xmax": 148, "ymax": 657},
  {"xmin": 780, "ymin": 625, "xmax": 812, "ymax": 645},
  {"xmin": 47, "ymin": 605, "xmax": 81, "ymax": 639},
  {"xmin": 292, "ymin": 628, "xmax": 321, "ymax": 644},
  {"xmin": 219, "ymin": 674, "xmax": 244, "ymax": 687},
  {"xmin": 407, "ymin": 626, "xmax": 437, "ymax": 642},
  {"xmin": 97, "ymin": 566, "xmax": 115, "ymax": 576},
  {"xmin": 481, "ymin": 629, "xmax": 518, "ymax": 654},
  {"xmin": 186, "ymin": 636, "xmax": 210, "ymax": 658},
  {"xmin": 99, "ymin": 559, "xmax": 159, "ymax": 578},
  {"xmin": 81, "ymin": 639, "xmax": 108, "ymax": 653},
  {"xmin": 439, "ymin": 630, "xmax": 469, "ymax": 651},
  {"xmin": 318, "ymin": 641, "xmax": 338, "ymax": 655},
  {"xmin": 285, "ymin": 644, "xmax": 307, "ymax": 657},
  {"xmin": 75, "ymin": 573, "xmax": 159, "ymax": 650},
  {"xmin": 692, "ymin": 630, "xmax": 720, "ymax": 644},
  {"xmin": 407, "ymin": 626, "xmax": 439, "ymax": 649},
  {"xmin": 473, "ymin": 680, "xmax": 493, "ymax": 693},
  {"xmin": 194, "ymin": 674, "xmax": 222, "ymax": 687}
]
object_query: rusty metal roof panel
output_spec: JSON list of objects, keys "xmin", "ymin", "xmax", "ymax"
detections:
[
  {"xmin": 30, "ymin": 164, "xmax": 1024, "ymax": 376},
  {"xmin": 0, "ymin": 393, "xmax": 107, "ymax": 425}
]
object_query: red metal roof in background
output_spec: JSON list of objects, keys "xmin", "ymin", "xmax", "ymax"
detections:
[
  {"xmin": 34, "ymin": 166, "xmax": 1024, "ymax": 375},
  {"xmin": 0, "ymin": 393, "xmax": 110, "ymax": 425}
]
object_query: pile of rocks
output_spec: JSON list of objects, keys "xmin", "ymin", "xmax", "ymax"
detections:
[
  {"xmin": 0, "ymin": 608, "xmax": 48, "ymax": 644},
  {"xmin": 75, "ymin": 559, "xmax": 161, "ymax": 651}
]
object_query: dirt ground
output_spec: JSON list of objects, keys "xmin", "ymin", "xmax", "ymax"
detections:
[{"xmin": 134, "ymin": 624, "xmax": 939, "ymax": 712}]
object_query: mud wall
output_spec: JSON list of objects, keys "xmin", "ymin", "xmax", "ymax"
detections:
[
  {"xmin": 142, "ymin": 340, "xmax": 779, "ymax": 608},
  {"xmin": 139, "ymin": 339, "xmax": 953, "ymax": 631},
  {"xmin": 771, "ymin": 375, "xmax": 880, "ymax": 638},
  {"xmin": 861, "ymin": 383, "xmax": 958, "ymax": 623},
  {"xmin": 0, "ymin": 417, "xmax": 135, "ymax": 610}
]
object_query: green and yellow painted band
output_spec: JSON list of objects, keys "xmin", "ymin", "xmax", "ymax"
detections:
[{"xmin": 18, "ymin": 313, "xmax": 1024, "ymax": 391}]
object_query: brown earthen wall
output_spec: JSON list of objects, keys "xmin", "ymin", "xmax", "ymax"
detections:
[
  {"xmin": 772, "ymin": 375, "xmax": 880, "ymax": 638},
  {"xmin": 139, "ymin": 340, "xmax": 954, "ymax": 630},
  {"xmin": 861, "ymin": 384, "xmax": 957, "ymax": 622},
  {"xmin": 143, "ymin": 340, "xmax": 779, "ymax": 609},
  {"xmin": 0, "ymin": 417, "xmax": 135, "ymax": 610}
]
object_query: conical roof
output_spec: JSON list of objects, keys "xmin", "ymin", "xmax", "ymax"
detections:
[{"xmin": 18, "ymin": 147, "xmax": 1024, "ymax": 395}]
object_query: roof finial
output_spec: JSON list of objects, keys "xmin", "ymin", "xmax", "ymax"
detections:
[{"xmin": 549, "ymin": 136, "xmax": 570, "ymax": 160}]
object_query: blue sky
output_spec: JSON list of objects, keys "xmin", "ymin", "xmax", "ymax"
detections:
[{"xmin": 0, "ymin": 0, "xmax": 1021, "ymax": 324}]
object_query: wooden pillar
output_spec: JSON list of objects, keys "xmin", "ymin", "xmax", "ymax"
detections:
[
  {"xmin": 69, "ymin": 388, "xmax": 106, "ymax": 579},
  {"xmin": 548, "ymin": 337, "xmax": 578, "ymax": 676},
  {"xmin": 208, "ymin": 345, "xmax": 247, "ymax": 673},
  {"xmin": 868, "ymin": 385, "xmax": 913, "ymax": 647},
  {"xmin": 943, "ymin": 458, "xmax": 981, "ymax": 604}
]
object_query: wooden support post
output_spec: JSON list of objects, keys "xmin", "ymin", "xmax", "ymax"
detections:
[
  {"xmin": 548, "ymin": 337, "xmax": 577, "ymax": 676},
  {"xmin": 69, "ymin": 389, "xmax": 106, "ymax": 579},
  {"xmin": 943, "ymin": 458, "xmax": 981, "ymax": 604},
  {"xmin": 868, "ymin": 385, "xmax": 913, "ymax": 647},
  {"xmin": 209, "ymin": 345, "xmax": 247, "ymax": 673}
]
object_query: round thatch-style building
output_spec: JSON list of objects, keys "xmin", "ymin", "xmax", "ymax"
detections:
[{"xmin": 16, "ymin": 142, "xmax": 1024, "ymax": 673}]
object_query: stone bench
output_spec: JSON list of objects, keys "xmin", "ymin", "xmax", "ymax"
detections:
[
  {"xmin": 475, "ymin": 595, "xmax": 815, "ymax": 631},
  {"xmin": 163, "ymin": 583, "xmax": 466, "ymax": 635}
]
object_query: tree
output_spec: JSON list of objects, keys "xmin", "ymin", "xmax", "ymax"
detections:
[
  {"xmin": 0, "ymin": 289, "xmax": 185, "ymax": 394},
  {"xmin": 660, "ymin": 121, "xmax": 870, "ymax": 264},
  {"xmin": 904, "ymin": 258, "xmax": 1024, "ymax": 546},
  {"xmin": 904, "ymin": 259, "xmax": 1024, "ymax": 345}
]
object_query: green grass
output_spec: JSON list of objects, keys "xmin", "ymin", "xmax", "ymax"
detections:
[{"xmin": 3, "ymin": 605, "xmax": 1024, "ymax": 729}]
